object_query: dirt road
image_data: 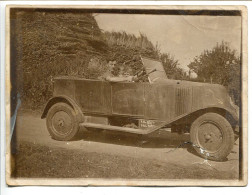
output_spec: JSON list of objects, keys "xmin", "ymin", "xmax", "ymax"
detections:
[{"xmin": 12, "ymin": 110, "xmax": 240, "ymax": 179}]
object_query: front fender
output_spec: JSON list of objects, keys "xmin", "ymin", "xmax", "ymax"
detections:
[
  {"xmin": 191, "ymin": 84, "xmax": 239, "ymax": 122},
  {"xmin": 202, "ymin": 105, "xmax": 239, "ymax": 126},
  {"xmin": 41, "ymin": 95, "xmax": 84, "ymax": 122}
]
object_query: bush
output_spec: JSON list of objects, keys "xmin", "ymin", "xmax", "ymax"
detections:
[{"xmin": 188, "ymin": 42, "xmax": 241, "ymax": 106}]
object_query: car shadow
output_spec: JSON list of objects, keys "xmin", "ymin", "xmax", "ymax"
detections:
[
  {"xmin": 73, "ymin": 128, "xmax": 233, "ymax": 162},
  {"xmin": 75, "ymin": 128, "xmax": 231, "ymax": 162},
  {"xmin": 75, "ymin": 128, "xmax": 192, "ymax": 149}
]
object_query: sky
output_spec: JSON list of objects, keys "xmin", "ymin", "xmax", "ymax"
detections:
[{"xmin": 95, "ymin": 14, "xmax": 241, "ymax": 72}]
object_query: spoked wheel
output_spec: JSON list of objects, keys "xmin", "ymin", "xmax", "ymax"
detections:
[
  {"xmin": 190, "ymin": 112, "xmax": 234, "ymax": 161},
  {"xmin": 46, "ymin": 102, "xmax": 80, "ymax": 141}
]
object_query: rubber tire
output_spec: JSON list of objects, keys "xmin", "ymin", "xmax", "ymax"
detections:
[
  {"xmin": 46, "ymin": 102, "xmax": 80, "ymax": 141},
  {"xmin": 190, "ymin": 112, "xmax": 234, "ymax": 161}
]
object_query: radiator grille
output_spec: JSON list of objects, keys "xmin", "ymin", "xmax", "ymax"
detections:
[{"xmin": 175, "ymin": 88, "xmax": 191, "ymax": 115}]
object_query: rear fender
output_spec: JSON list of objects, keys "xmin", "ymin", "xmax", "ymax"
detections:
[{"xmin": 41, "ymin": 95, "xmax": 84, "ymax": 122}]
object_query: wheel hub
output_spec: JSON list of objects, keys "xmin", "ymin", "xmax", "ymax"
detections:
[
  {"xmin": 58, "ymin": 119, "xmax": 64, "ymax": 127},
  {"xmin": 198, "ymin": 122, "xmax": 223, "ymax": 152},
  {"xmin": 204, "ymin": 134, "xmax": 211, "ymax": 141},
  {"xmin": 52, "ymin": 111, "xmax": 72, "ymax": 135}
]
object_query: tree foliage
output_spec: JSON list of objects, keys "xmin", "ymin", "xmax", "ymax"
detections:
[
  {"xmin": 160, "ymin": 53, "xmax": 188, "ymax": 80},
  {"xmin": 188, "ymin": 42, "xmax": 241, "ymax": 106}
]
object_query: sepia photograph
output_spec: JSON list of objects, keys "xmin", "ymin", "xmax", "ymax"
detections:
[{"xmin": 5, "ymin": 5, "xmax": 247, "ymax": 186}]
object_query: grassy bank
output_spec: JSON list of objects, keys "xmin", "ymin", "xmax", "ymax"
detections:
[{"xmin": 12, "ymin": 141, "xmax": 236, "ymax": 179}]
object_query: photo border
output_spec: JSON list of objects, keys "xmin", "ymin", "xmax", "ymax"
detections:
[{"xmin": 5, "ymin": 4, "xmax": 248, "ymax": 186}]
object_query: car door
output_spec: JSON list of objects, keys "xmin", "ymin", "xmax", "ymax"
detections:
[
  {"xmin": 111, "ymin": 82, "xmax": 144, "ymax": 117},
  {"xmin": 75, "ymin": 79, "xmax": 111, "ymax": 114}
]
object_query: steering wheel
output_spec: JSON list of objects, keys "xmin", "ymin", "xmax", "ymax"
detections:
[
  {"xmin": 133, "ymin": 68, "xmax": 156, "ymax": 82},
  {"xmin": 133, "ymin": 69, "xmax": 147, "ymax": 82}
]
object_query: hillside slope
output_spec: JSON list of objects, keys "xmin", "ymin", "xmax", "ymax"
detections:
[
  {"xmin": 11, "ymin": 9, "xmax": 109, "ymax": 109},
  {"xmin": 10, "ymin": 9, "xmax": 184, "ymax": 109}
]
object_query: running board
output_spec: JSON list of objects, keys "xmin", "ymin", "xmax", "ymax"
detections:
[
  {"xmin": 80, "ymin": 112, "xmax": 192, "ymax": 135},
  {"xmin": 79, "ymin": 122, "xmax": 163, "ymax": 135}
]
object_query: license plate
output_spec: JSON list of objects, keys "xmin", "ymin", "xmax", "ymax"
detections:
[{"xmin": 139, "ymin": 119, "xmax": 156, "ymax": 128}]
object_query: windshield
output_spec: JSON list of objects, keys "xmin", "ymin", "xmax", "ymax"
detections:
[{"xmin": 141, "ymin": 57, "xmax": 168, "ymax": 83}]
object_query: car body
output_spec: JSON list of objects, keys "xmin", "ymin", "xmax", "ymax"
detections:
[{"xmin": 42, "ymin": 57, "xmax": 239, "ymax": 161}]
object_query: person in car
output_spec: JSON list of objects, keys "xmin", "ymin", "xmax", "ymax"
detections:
[{"xmin": 99, "ymin": 61, "xmax": 137, "ymax": 82}]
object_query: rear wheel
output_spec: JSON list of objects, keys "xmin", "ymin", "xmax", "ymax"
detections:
[
  {"xmin": 46, "ymin": 102, "xmax": 80, "ymax": 141},
  {"xmin": 190, "ymin": 112, "xmax": 234, "ymax": 161}
]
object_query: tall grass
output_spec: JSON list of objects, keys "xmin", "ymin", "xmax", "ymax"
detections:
[
  {"xmin": 103, "ymin": 31, "xmax": 186, "ymax": 80},
  {"xmin": 104, "ymin": 31, "xmax": 159, "ymax": 53}
]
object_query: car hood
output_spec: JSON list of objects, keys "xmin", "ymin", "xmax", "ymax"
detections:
[{"xmin": 153, "ymin": 78, "xmax": 239, "ymax": 121}]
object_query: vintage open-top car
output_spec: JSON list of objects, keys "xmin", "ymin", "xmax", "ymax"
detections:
[{"xmin": 41, "ymin": 57, "xmax": 239, "ymax": 161}]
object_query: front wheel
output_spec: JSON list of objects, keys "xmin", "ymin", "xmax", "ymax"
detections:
[
  {"xmin": 190, "ymin": 112, "xmax": 234, "ymax": 161},
  {"xmin": 46, "ymin": 102, "xmax": 80, "ymax": 141}
]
